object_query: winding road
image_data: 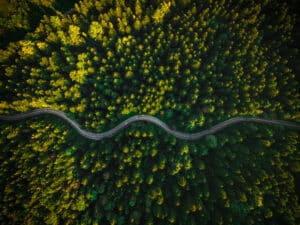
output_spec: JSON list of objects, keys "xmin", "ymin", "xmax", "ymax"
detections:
[{"xmin": 0, "ymin": 108, "xmax": 299, "ymax": 141}]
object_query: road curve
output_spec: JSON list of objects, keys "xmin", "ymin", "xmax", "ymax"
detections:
[{"xmin": 0, "ymin": 108, "xmax": 299, "ymax": 141}]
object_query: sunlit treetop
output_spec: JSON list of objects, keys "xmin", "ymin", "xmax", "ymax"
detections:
[
  {"xmin": 0, "ymin": 0, "xmax": 299, "ymax": 131},
  {"xmin": 0, "ymin": 1, "xmax": 299, "ymax": 224}
]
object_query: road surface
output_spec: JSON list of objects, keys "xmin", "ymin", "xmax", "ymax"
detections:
[{"xmin": 0, "ymin": 108, "xmax": 299, "ymax": 141}]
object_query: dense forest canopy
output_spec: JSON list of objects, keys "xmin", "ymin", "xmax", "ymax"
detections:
[{"xmin": 0, "ymin": 0, "xmax": 299, "ymax": 224}]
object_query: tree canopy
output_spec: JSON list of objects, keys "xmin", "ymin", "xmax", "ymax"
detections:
[{"xmin": 0, "ymin": 0, "xmax": 299, "ymax": 224}]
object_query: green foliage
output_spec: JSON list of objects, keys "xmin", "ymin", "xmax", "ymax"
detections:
[
  {"xmin": 205, "ymin": 134, "xmax": 218, "ymax": 148},
  {"xmin": 0, "ymin": 0, "xmax": 58, "ymax": 48},
  {"xmin": 0, "ymin": 0, "xmax": 299, "ymax": 224}
]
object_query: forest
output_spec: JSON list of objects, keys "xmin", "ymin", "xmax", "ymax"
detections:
[{"xmin": 0, "ymin": 0, "xmax": 299, "ymax": 224}]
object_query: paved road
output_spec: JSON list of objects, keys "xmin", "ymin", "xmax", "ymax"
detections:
[{"xmin": 0, "ymin": 108, "xmax": 299, "ymax": 141}]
